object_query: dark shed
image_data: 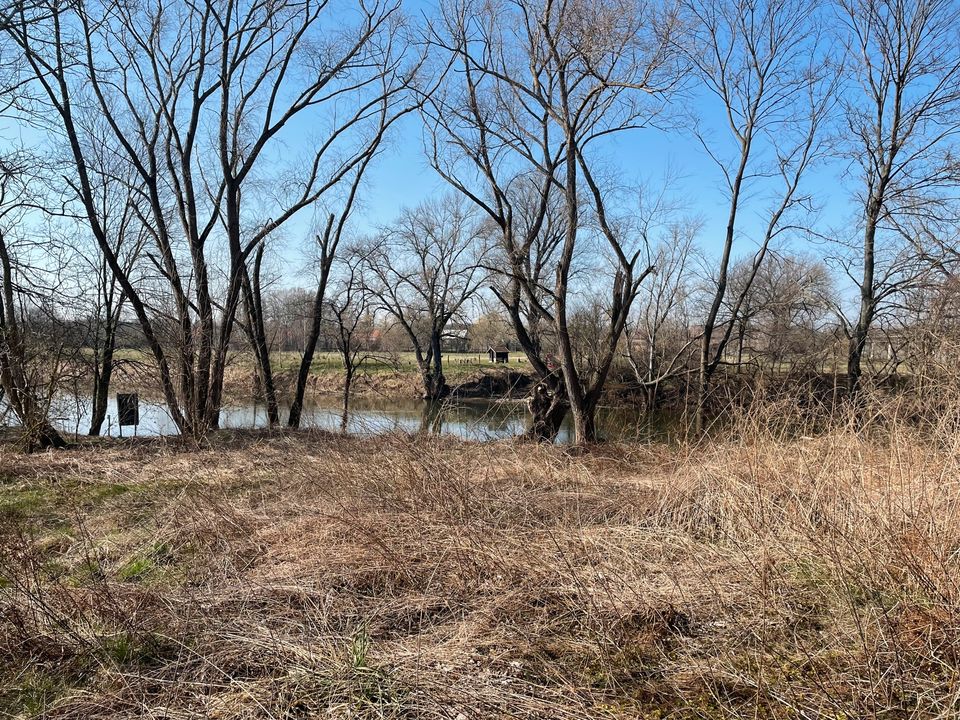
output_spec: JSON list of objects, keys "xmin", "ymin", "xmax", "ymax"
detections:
[{"xmin": 488, "ymin": 345, "xmax": 509, "ymax": 363}]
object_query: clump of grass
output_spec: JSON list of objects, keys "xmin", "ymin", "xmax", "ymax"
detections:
[{"xmin": 116, "ymin": 541, "xmax": 173, "ymax": 582}]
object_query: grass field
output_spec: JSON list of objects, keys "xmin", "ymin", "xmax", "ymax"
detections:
[
  {"xmin": 101, "ymin": 349, "xmax": 532, "ymax": 399},
  {"xmin": 109, "ymin": 349, "xmax": 524, "ymax": 373},
  {"xmin": 2, "ymin": 397, "xmax": 959, "ymax": 718},
  {"xmin": 107, "ymin": 346, "xmax": 900, "ymax": 382},
  {"xmin": 256, "ymin": 350, "xmax": 527, "ymax": 375}
]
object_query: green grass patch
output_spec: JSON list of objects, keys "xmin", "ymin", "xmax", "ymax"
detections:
[
  {"xmin": 117, "ymin": 541, "xmax": 174, "ymax": 583},
  {"xmin": 0, "ymin": 668, "xmax": 73, "ymax": 718},
  {"xmin": 0, "ymin": 486, "xmax": 56, "ymax": 520},
  {"xmin": 0, "ymin": 480, "xmax": 132, "ymax": 527}
]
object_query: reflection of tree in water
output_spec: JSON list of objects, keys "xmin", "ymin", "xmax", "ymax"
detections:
[
  {"xmin": 419, "ymin": 401, "xmax": 445, "ymax": 435},
  {"xmin": 58, "ymin": 393, "xmax": 681, "ymax": 443}
]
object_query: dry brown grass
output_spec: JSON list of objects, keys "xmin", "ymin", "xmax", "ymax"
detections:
[{"xmin": 2, "ymin": 406, "xmax": 960, "ymax": 718}]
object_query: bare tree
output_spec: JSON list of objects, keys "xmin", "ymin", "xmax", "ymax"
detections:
[
  {"xmin": 0, "ymin": 156, "xmax": 67, "ymax": 449},
  {"xmin": 684, "ymin": 0, "xmax": 834, "ymax": 429},
  {"xmin": 286, "ymin": 93, "xmax": 418, "ymax": 429},
  {"xmin": 469, "ymin": 307, "xmax": 513, "ymax": 352},
  {"xmin": 423, "ymin": 0, "xmax": 682, "ymax": 443},
  {"xmin": 723, "ymin": 253, "xmax": 835, "ymax": 372},
  {"xmin": 63, "ymin": 115, "xmax": 146, "ymax": 436},
  {"xmin": 8, "ymin": 0, "xmax": 411, "ymax": 440},
  {"xmin": 625, "ymin": 221, "xmax": 700, "ymax": 411},
  {"xmin": 325, "ymin": 248, "xmax": 378, "ymax": 430},
  {"xmin": 836, "ymin": 0, "xmax": 960, "ymax": 393},
  {"xmin": 363, "ymin": 195, "xmax": 488, "ymax": 400}
]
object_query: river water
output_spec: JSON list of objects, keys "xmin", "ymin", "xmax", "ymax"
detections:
[{"xmin": 48, "ymin": 394, "xmax": 674, "ymax": 443}]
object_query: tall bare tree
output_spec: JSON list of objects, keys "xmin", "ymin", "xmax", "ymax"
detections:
[
  {"xmin": 0, "ymin": 157, "xmax": 67, "ymax": 449},
  {"xmin": 285, "ymin": 95, "xmax": 418, "ymax": 429},
  {"xmin": 423, "ymin": 0, "xmax": 682, "ymax": 443},
  {"xmin": 625, "ymin": 221, "xmax": 700, "ymax": 411},
  {"xmin": 684, "ymin": 0, "xmax": 834, "ymax": 429},
  {"xmin": 836, "ymin": 0, "xmax": 960, "ymax": 393},
  {"xmin": 62, "ymin": 114, "xmax": 146, "ymax": 436},
  {"xmin": 325, "ymin": 248, "xmax": 377, "ymax": 430},
  {"xmin": 723, "ymin": 253, "xmax": 835, "ymax": 371},
  {"xmin": 364, "ymin": 195, "xmax": 487, "ymax": 400}
]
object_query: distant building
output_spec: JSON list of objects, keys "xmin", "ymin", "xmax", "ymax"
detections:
[{"xmin": 488, "ymin": 345, "xmax": 509, "ymax": 363}]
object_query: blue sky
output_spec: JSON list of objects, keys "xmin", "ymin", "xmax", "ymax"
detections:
[
  {"xmin": 306, "ymin": 93, "xmax": 856, "ymax": 274},
  {"xmin": 330, "ymin": 0, "xmax": 858, "ymax": 269}
]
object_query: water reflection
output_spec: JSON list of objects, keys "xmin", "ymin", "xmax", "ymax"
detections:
[{"xmin": 49, "ymin": 394, "xmax": 673, "ymax": 443}]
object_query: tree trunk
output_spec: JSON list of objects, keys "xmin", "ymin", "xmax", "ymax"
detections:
[
  {"xmin": 88, "ymin": 340, "xmax": 114, "ymax": 436},
  {"xmin": 421, "ymin": 367, "xmax": 448, "ymax": 400},
  {"xmin": 24, "ymin": 421, "xmax": 67, "ymax": 452},
  {"xmin": 527, "ymin": 374, "xmax": 569, "ymax": 441},
  {"xmin": 571, "ymin": 399, "xmax": 598, "ymax": 445},
  {"xmin": 289, "ymin": 271, "xmax": 331, "ymax": 429},
  {"xmin": 848, "ymin": 209, "xmax": 878, "ymax": 395},
  {"xmin": 0, "ymin": 236, "xmax": 66, "ymax": 451},
  {"xmin": 241, "ymin": 251, "xmax": 279, "ymax": 426},
  {"xmin": 421, "ymin": 331, "xmax": 448, "ymax": 400},
  {"xmin": 736, "ymin": 323, "xmax": 746, "ymax": 367},
  {"xmin": 0, "ymin": 353, "xmax": 67, "ymax": 451},
  {"xmin": 697, "ymin": 127, "xmax": 752, "ymax": 434},
  {"xmin": 847, "ymin": 326, "xmax": 868, "ymax": 395},
  {"xmin": 695, "ymin": 357, "xmax": 710, "ymax": 434},
  {"xmin": 643, "ymin": 382, "xmax": 660, "ymax": 415},
  {"xmin": 341, "ymin": 367, "xmax": 353, "ymax": 432}
]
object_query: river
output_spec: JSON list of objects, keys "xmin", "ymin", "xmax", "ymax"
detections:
[{"xmin": 48, "ymin": 394, "xmax": 675, "ymax": 443}]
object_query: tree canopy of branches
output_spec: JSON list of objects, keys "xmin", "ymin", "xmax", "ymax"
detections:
[
  {"xmin": 6, "ymin": 0, "xmax": 960, "ymax": 448},
  {"xmin": 683, "ymin": 0, "xmax": 834, "ymax": 429},
  {"xmin": 0, "ymin": 156, "xmax": 67, "ymax": 450},
  {"xmin": 423, "ymin": 0, "xmax": 683, "ymax": 443},
  {"xmin": 364, "ymin": 195, "xmax": 487, "ymax": 399},
  {"xmin": 8, "ymin": 0, "xmax": 412, "ymax": 440},
  {"xmin": 836, "ymin": 0, "xmax": 960, "ymax": 393}
]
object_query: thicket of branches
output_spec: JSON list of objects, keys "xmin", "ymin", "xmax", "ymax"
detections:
[{"xmin": 2, "ymin": 0, "xmax": 960, "ymax": 448}]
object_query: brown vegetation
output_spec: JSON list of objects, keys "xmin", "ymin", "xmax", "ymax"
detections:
[{"xmin": 3, "ymin": 397, "xmax": 959, "ymax": 718}]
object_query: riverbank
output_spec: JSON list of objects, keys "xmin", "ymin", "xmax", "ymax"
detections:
[
  {"xmin": 2, "ymin": 423, "xmax": 958, "ymax": 718},
  {"xmin": 99, "ymin": 348, "xmax": 861, "ymax": 406},
  {"xmin": 98, "ymin": 350, "xmax": 536, "ymax": 402}
]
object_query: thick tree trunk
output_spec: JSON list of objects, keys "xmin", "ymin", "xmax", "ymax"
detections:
[
  {"xmin": 847, "ymin": 325, "xmax": 868, "ymax": 395},
  {"xmin": 24, "ymin": 421, "xmax": 68, "ymax": 452},
  {"xmin": 0, "ymin": 352, "xmax": 67, "ymax": 451},
  {"xmin": 421, "ymin": 368, "xmax": 449, "ymax": 400},
  {"xmin": 571, "ymin": 404, "xmax": 598, "ymax": 445},
  {"xmin": 420, "ymin": 331, "xmax": 448, "ymax": 400},
  {"xmin": 527, "ymin": 374, "xmax": 569, "ymax": 441},
  {"xmin": 0, "ymin": 371, "xmax": 67, "ymax": 452}
]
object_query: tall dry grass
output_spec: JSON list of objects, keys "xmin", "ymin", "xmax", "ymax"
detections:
[{"xmin": 1, "ymin": 392, "xmax": 960, "ymax": 718}]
